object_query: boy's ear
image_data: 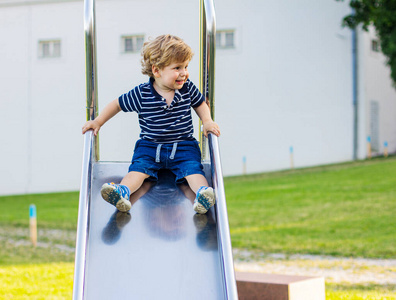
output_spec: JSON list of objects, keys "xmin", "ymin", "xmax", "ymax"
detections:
[{"xmin": 152, "ymin": 65, "xmax": 160, "ymax": 78}]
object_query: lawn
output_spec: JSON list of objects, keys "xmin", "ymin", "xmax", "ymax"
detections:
[
  {"xmin": 0, "ymin": 191, "xmax": 79, "ymax": 230},
  {"xmin": 224, "ymin": 156, "xmax": 396, "ymax": 258},
  {"xmin": 0, "ymin": 156, "xmax": 395, "ymax": 299}
]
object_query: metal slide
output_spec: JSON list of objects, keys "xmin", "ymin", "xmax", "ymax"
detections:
[
  {"xmin": 73, "ymin": 0, "xmax": 238, "ymax": 299},
  {"xmin": 73, "ymin": 131, "xmax": 237, "ymax": 299}
]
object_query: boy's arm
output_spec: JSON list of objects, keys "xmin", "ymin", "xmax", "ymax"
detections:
[
  {"xmin": 193, "ymin": 102, "xmax": 221, "ymax": 137},
  {"xmin": 82, "ymin": 98, "xmax": 121, "ymax": 136}
]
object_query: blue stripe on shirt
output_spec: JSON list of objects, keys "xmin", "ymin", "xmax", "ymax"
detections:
[{"xmin": 118, "ymin": 78, "xmax": 204, "ymax": 143}]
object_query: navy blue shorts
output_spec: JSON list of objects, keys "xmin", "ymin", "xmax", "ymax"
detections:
[{"xmin": 128, "ymin": 139, "xmax": 205, "ymax": 183}]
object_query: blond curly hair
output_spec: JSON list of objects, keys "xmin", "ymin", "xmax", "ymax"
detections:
[{"xmin": 141, "ymin": 35, "xmax": 194, "ymax": 78}]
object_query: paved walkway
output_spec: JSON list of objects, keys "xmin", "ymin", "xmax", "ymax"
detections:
[
  {"xmin": 2, "ymin": 227, "xmax": 395, "ymax": 286},
  {"xmin": 233, "ymin": 249, "xmax": 396, "ymax": 285}
]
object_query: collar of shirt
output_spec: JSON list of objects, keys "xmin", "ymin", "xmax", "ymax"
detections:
[{"xmin": 149, "ymin": 77, "xmax": 182, "ymax": 109}]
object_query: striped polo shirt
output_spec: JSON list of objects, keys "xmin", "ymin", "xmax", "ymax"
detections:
[{"xmin": 118, "ymin": 78, "xmax": 204, "ymax": 143}]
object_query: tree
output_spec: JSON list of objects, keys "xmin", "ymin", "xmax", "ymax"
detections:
[{"xmin": 336, "ymin": 0, "xmax": 396, "ymax": 84}]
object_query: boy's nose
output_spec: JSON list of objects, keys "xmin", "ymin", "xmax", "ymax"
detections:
[{"xmin": 180, "ymin": 69, "xmax": 187, "ymax": 76}]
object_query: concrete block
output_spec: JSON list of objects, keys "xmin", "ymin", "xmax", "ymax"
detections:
[{"xmin": 236, "ymin": 272, "xmax": 325, "ymax": 300}]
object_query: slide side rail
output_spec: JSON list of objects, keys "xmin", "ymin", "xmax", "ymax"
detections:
[
  {"xmin": 208, "ymin": 133, "xmax": 238, "ymax": 299},
  {"xmin": 73, "ymin": 131, "xmax": 94, "ymax": 300}
]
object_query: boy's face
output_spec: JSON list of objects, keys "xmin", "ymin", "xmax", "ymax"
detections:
[{"xmin": 153, "ymin": 60, "xmax": 190, "ymax": 91}]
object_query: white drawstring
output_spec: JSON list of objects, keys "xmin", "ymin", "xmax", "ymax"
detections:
[
  {"xmin": 155, "ymin": 143, "xmax": 178, "ymax": 162},
  {"xmin": 155, "ymin": 144, "xmax": 163, "ymax": 163},
  {"xmin": 169, "ymin": 143, "xmax": 178, "ymax": 160}
]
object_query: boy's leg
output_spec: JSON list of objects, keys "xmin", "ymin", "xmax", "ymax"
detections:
[
  {"xmin": 101, "ymin": 171, "xmax": 150, "ymax": 212},
  {"xmin": 185, "ymin": 174, "xmax": 216, "ymax": 214},
  {"xmin": 121, "ymin": 171, "xmax": 151, "ymax": 194},
  {"xmin": 185, "ymin": 174, "xmax": 209, "ymax": 194}
]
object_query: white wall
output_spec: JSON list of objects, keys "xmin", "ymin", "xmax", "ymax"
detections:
[
  {"xmin": 0, "ymin": 0, "xmax": 394, "ymax": 195},
  {"xmin": 97, "ymin": 0, "xmax": 356, "ymax": 175},
  {"xmin": 0, "ymin": 5, "xmax": 30, "ymax": 194},
  {"xmin": 214, "ymin": 0, "xmax": 354, "ymax": 174},
  {"xmin": 0, "ymin": 1, "xmax": 85, "ymax": 195},
  {"xmin": 360, "ymin": 26, "xmax": 396, "ymax": 157}
]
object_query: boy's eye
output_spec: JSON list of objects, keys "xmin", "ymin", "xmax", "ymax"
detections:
[{"xmin": 174, "ymin": 65, "xmax": 188, "ymax": 70}]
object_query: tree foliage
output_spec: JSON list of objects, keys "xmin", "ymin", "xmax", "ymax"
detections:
[{"xmin": 337, "ymin": 0, "xmax": 396, "ymax": 84}]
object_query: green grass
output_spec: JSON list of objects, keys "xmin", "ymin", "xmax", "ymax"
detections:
[
  {"xmin": 224, "ymin": 156, "xmax": 396, "ymax": 258},
  {"xmin": 0, "ymin": 157, "xmax": 395, "ymax": 259},
  {"xmin": 0, "ymin": 263, "xmax": 74, "ymax": 299},
  {"xmin": 0, "ymin": 157, "xmax": 395, "ymax": 299},
  {"xmin": 0, "ymin": 236, "xmax": 75, "ymax": 266},
  {"xmin": 0, "ymin": 192, "xmax": 78, "ymax": 266},
  {"xmin": 0, "ymin": 265, "xmax": 394, "ymax": 300},
  {"xmin": 0, "ymin": 192, "xmax": 79, "ymax": 230},
  {"xmin": 326, "ymin": 283, "xmax": 396, "ymax": 300}
]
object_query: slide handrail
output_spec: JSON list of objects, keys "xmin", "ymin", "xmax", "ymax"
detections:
[
  {"xmin": 199, "ymin": 0, "xmax": 216, "ymax": 160},
  {"xmin": 72, "ymin": 131, "xmax": 94, "ymax": 300},
  {"xmin": 200, "ymin": 0, "xmax": 216, "ymax": 118},
  {"xmin": 208, "ymin": 133, "xmax": 239, "ymax": 299},
  {"xmin": 84, "ymin": 0, "xmax": 99, "ymax": 161}
]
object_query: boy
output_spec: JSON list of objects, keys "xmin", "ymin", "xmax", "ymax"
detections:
[{"xmin": 82, "ymin": 34, "xmax": 220, "ymax": 214}]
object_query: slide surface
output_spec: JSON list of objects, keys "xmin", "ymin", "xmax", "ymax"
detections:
[{"xmin": 73, "ymin": 132, "xmax": 237, "ymax": 299}]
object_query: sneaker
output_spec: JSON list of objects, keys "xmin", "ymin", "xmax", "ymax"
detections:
[
  {"xmin": 193, "ymin": 186, "xmax": 215, "ymax": 214},
  {"xmin": 101, "ymin": 183, "xmax": 131, "ymax": 212}
]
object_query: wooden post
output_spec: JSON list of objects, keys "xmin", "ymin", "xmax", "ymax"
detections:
[
  {"xmin": 29, "ymin": 204, "xmax": 37, "ymax": 247},
  {"xmin": 367, "ymin": 136, "xmax": 372, "ymax": 159},
  {"xmin": 290, "ymin": 146, "xmax": 294, "ymax": 169},
  {"xmin": 384, "ymin": 141, "xmax": 388, "ymax": 157}
]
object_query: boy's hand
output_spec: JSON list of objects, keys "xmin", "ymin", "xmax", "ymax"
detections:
[
  {"xmin": 194, "ymin": 102, "xmax": 220, "ymax": 137},
  {"xmin": 82, "ymin": 120, "xmax": 101, "ymax": 136},
  {"xmin": 203, "ymin": 121, "xmax": 221, "ymax": 137},
  {"xmin": 81, "ymin": 99, "xmax": 121, "ymax": 136}
]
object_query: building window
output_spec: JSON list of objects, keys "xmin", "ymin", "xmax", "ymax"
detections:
[
  {"xmin": 371, "ymin": 40, "xmax": 380, "ymax": 52},
  {"xmin": 216, "ymin": 30, "xmax": 235, "ymax": 49},
  {"xmin": 39, "ymin": 40, "xmax": 61, "ymax": 58},
  {"xmin": 122, "ymin": 35, "xmax": 144, "ymax": 53}
]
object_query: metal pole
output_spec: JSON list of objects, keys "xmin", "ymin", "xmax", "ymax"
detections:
[
  {"xmin": 84, "ymin": 0, "xmax": 99, "ymax": 162},
  {"xmin": 352, "ymin": 27, "xmax": 358, "ymax": 160},
  {"xmin": 72, "ymin": 0, "xmax": 98, "ymax": 296},
  {"xmin": 203, "ymin": 0, "xmax": 216, "ymax": 120},
  {"xmin": 199, "ymin": 0, "xmax": 216, "ymax": 161},
  {"xmin": 199, "ymin": 0, "xmax": 207, "ymax": 160}
]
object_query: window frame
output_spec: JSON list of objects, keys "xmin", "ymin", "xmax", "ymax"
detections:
[
  {"xmin": 38, "ymin": 39, "xmax": 61, "ymax": 58},
  {"xmin": 121, "ymin": 34, "xmax": 145, "ymax": 54},
  {"xmin": 371, "ymin": 39, "xmax": 380, "ymax": 53},
  {"xmin": 216, "ymin": 29, "xmax": 236, "ymax": 50}
]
